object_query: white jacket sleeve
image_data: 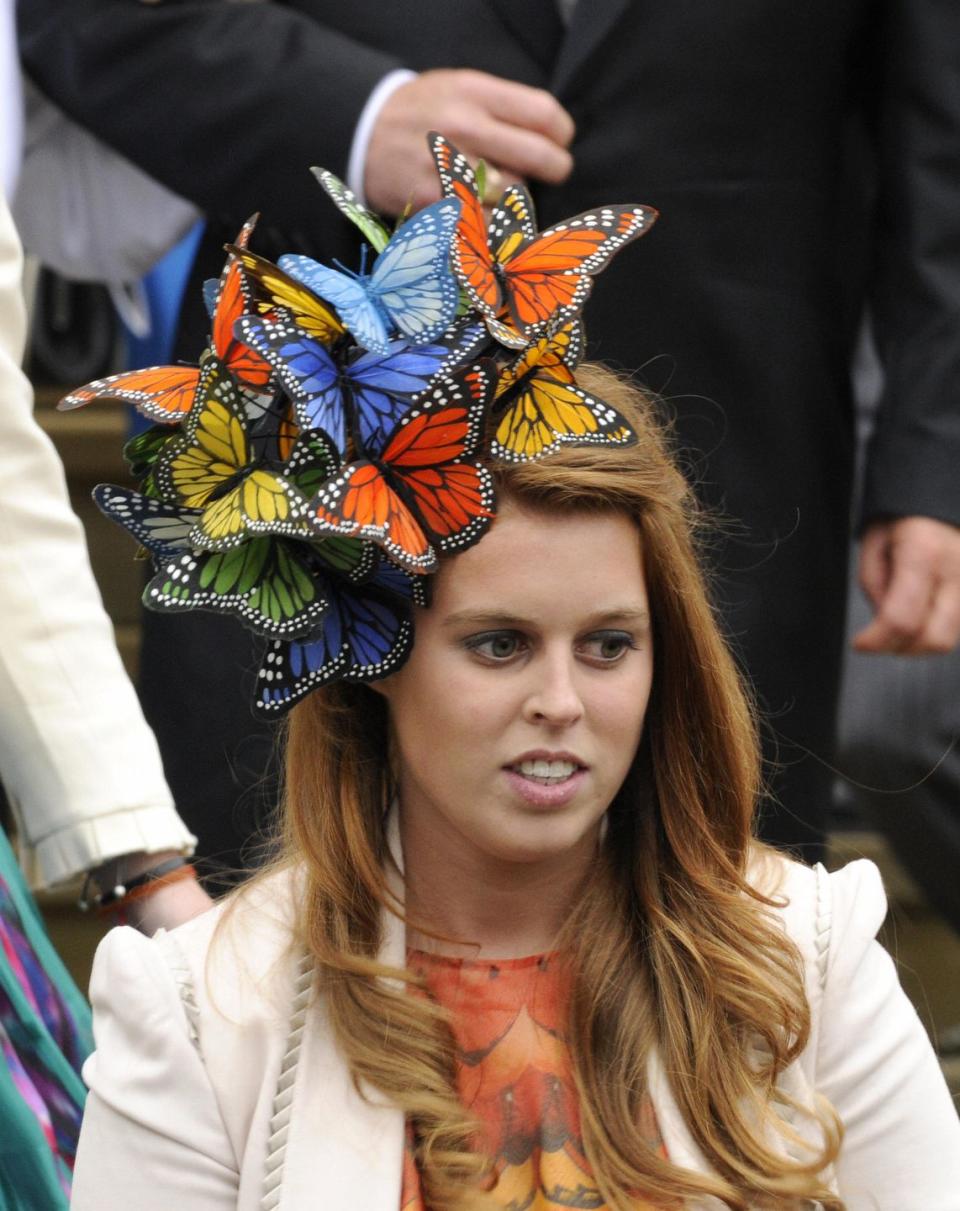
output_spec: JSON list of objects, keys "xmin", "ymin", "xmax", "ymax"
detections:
[
  {"xmin": 71, "ymin": 926, "xmax": 239, "ymax": 1209},
  {"xmin": 0, "ymin": 194, "xmax": 196, "ymax": 887},
  {"xmin": 817, "ymin": 860, "xmax": 960, "ymax": 1208}
]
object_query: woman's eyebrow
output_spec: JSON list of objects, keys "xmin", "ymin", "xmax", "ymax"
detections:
[
  {"xmin": 442, "ymin": 610, "xmax": 530, "ymax": 629},
  {"xmin": 441, "ymin": 607, "xmax": 650, "ymax": 629}
]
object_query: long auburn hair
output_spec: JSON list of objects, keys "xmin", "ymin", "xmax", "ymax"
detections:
[{"xmin": 272, "ymin": 364, "xmax": 843, "ymax": 1209}]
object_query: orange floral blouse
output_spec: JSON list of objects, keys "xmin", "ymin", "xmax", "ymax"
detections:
[{"xmin": 400, "ymin": 949, "xmax": 667, "ymax": 1210}]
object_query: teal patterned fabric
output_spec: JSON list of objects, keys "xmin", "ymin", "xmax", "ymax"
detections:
[{"xmin": 0, "ymin": 828, "xmax": 92, "ymax": 1210}]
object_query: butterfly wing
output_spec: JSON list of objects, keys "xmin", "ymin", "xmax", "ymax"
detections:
[
  {"xmin": 313, "ymin": 535, "xmax": 378, "ymax": 583},
  {"xmin": 234, "ymin": 312, "xmax": 347, "ymax": 452},
  {"xmin": 279, "ymin": 254, "xmax": 391, "ymax": 354},
  {"xmin": 494, "ymin": 320, "xmax": 584, "ymax": 400},
  {"xmin": 209, "ymin": 218, "xmax": 275, "ymax": 389},
  {"xmin": 93, "ymin": 485, "xmax": 200, "ymax": 558},
  {"xmin": 309, "ymin": 459, "xmax": 435, "ymax": 574},
  {"xmin": 488, "ymin": 184, "xmax": 538, "ymax": 258},
  {"xmin": 224, "ymin": 245, "xmax": 345, "ymax": 345},
  {"xmin": 122, "ymin": 425, "xmax": 181, "ymax": 496},
  {"xmin": 248, "ymin": 395, "xmax": 301, "ymax": 465},
  {"xmin": 58, "ymin": 364, "xmax": 201, "ymax": 423},
  {"xmin": 255, "ymin": 574, "xmax": 414, "ymax": 716},
  {"xmin": 429, "ymin": 132, "xmax": 501, "ymax": 319},
  {"xmin": 311, "ymin": 167, "xmax": 391, "ymax": 253},
  {"xmin": 153, "ymin": 359, "xmax": 249, "ymax": 509},
  {"xmin": 379, "ymin": 364, "xmax": 496, "ymax": 555},
  {"xmin": 368, "ymin": 198, "xmax": 462, "ymax": 346},
  {"xmin": 151, "ymin": 359, "xmax": 310, "ymax": 550},
  {"xmin": 188, "ymin": 469, "xmax": 313, "ymax": 552},
  {"xmin": 502, "ymin": 204, "xmax": 658, "ymax": 334},
  {"xmin": 146, "ymin": 537, "xmax": 329, "ymax": 639},
  {"xmin": 346, "ymin": 334, "xmax": 482, "ymax": 455},
  {"xmin": 491, "ymin": 375, "xmax": 637, "ymax": 463},
  {"xmin": 284, "ymin": 428, "xmax": 342, "ymax": 498}
]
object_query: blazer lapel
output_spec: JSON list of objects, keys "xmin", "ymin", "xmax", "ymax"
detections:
[
  {"xmin": 550, "ymin": 0, "xmax": 632, "ymax": 96},
  {"xmin": 486, "ymin": 0, "xmax": 565, "ymax": 75},
  {"xmin": 275, "ymin": 819, "xmax": 408, "ymax": 1209}
]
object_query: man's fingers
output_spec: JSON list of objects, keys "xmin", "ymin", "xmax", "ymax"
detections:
[
  {"xmin": 917, "ymin": 582, "xmax": 960, "ymax": 654},
  {"xmin": 860, "ymin": 555, "xmax": 934, "ymax": 651},
  {"xmin": 452, "ymin": 71, "xmax": 575, "ymax": 182},
  {"xmin": 471, "ymin": 74, "xmax": 576, "ymax": 147},
  {"xmin": 851, "ymin": 516, "xmax": 960, "ymax": 653},
  {"xmin": 367, "ymin": 70, "xmax": 576, "ymax": 213},
  {"xmin": 856, "ymin": 524, "xmax": 890, "ymax": 610},
  {"xmin": 468, "ymin": 117, "xmax": 574, "ymax": 185}
]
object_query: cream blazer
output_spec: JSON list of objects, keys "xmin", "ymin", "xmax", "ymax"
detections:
[
  {"xmin": 71, "ymin": 855, "xmax": 960, "ymax": 1210},
  {"xmin": 0, "ymin": 196, "xmax": 195, "ymax": 887}
]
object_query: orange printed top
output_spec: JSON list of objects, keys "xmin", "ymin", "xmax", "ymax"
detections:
[{"xmin": 400, "ymin": 949, "xmax": 667, "ymax": 1210}]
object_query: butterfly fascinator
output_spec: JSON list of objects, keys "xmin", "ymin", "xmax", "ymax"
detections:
[{"xmin": 61, "ymin": 134, "xmax": 657, "ymax": 716}]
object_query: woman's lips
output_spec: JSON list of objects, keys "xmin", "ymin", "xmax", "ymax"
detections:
[{"xmin": 503, "ymin": 766, "xmax": 587, "ymax": 808}]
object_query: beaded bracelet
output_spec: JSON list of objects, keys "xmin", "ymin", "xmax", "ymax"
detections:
[{"xmin": 79, "ymin": 855, "xmax": 190, "ymax": 913}]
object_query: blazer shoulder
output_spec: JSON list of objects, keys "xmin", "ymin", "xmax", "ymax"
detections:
[
  {"xmin": 153, "ymin": 864, "xmax": 306, "ymax": 1031},
  {"xmin": 746, "ymin": 851, "xmax": 888, "ymax": 991}
]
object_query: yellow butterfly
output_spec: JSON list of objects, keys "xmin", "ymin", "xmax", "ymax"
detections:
[
  {"xmin": 491, "ymin": 320, "xmax": 637, "ymax": 462},
  {"xmin": 224, "ymin": 245, "xmax": 346, "ymax": 345},
  {"xmin": 154, "ymin": 358, "xmax": 323, "ymax": 551}
]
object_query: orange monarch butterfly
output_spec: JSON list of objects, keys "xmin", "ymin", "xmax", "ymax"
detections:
[
  {"xmin": 309, "ymin": 364, "xmax": 496, "ymax": 575},
  {"xmin": 429, "ymin": 132, "xmax": 658, "ymax": 339},
  {"xmin": 58, "ymin": 217, "xmax": 272, "ymax": 420},
  {"xmin": 58, "ymin": 363, "xmax": 201, "ymax": 423}
]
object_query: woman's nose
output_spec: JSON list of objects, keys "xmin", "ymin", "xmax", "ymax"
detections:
[{"xmin": 522, "ymin": 654, "xmax": 584, "ymax": 727}]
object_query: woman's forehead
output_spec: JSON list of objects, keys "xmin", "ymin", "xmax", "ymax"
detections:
[{"xmin": 430, "ymin": 501, "xmax": 647, "ymax": 619}]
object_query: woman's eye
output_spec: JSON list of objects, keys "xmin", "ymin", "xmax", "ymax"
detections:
[
  {"xmin": 466, "ymin": 632, "xmax": 523, "ymax": 661},
  {"xmin": 582, "ymin": 631, "xmax": 636, "ymax": 661}
]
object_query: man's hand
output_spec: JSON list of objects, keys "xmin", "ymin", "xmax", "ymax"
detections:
[
  {"xmin": 854, "ymin": 516, "xmax": 960, "ymax": 654},
  {"xmin": 364, "ymin": 69, "xmax": 575, "ymax": 215}
]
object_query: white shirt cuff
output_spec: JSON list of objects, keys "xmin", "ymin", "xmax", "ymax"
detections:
[{"xmin": 346, "ymin": 68, "xmax": 417, "ymax": 205}]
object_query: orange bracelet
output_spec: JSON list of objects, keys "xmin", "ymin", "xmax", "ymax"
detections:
[{"xmin": 96, "ymin": 864, "xmax": 198, "ymax": 919}]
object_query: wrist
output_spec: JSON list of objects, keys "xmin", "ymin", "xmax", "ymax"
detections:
[{"xmin": 80, "ymin": 854, "xmax": 196, "ymax": 916}]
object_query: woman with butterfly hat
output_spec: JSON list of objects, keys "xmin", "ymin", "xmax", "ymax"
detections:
[{"xmin": 66, "ymin": 143, "xmax": 959, "ymax": 1209}]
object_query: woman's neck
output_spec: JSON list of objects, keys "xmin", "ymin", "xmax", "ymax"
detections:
[{"xmin": 398, "ymin": 809, "xmax": 600, "ymax": 960}]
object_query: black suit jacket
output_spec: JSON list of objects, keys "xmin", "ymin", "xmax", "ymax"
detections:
[
  {"xmin": 19, "ymin": 0, "xmax": 960, "ymax": 851},
  {"xmin": 20, "ymin": 0, "xmax": 960, "ymax": 528}
]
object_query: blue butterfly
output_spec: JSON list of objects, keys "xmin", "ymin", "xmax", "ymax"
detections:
[
  {"xmin": 234, "ymin": 309, "xmax": 488, "ymax": 455},
  {"xmin": 254, "ymin": 560, "xmax": 422, "ymax": 715},
  {"xmin": 279, "ymin": 198, "xmax": 462, "ymax": 355}
]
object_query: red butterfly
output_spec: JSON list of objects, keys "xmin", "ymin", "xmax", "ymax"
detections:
[
  {"xmin": 58, "ymin": 217, "xmax": 272, "ymax": 420},
  {"xmin": 309, "ymin": 364, "xmax": 496, "ymax": 574},
  {"xmin": 429, "ymin": 132, "xmax": 658, "ymax": 338}
]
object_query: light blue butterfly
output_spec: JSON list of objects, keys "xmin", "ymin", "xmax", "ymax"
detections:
[{"xmin": 279, "ymin": 198, "xmax": 462, "ymax": 356}]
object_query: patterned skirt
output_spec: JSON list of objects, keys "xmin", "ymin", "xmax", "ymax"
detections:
[{"xmin": 0, "ymin": 828, "xmax": 92, "ymax": 1210}]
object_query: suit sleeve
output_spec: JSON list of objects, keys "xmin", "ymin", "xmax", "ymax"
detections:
[
  {"xmin": 17, "ymin": 0, "xmax": 405, "ymax": 241},
  {"xmin": 71, "ymin": 926, "xmax": 239, "ymax": 1210},
  {"xmin": 0, "ymin": 196, "xmax": 196, "ymax": 888},
  {"xmin": 862, "ymin": 0, "xmax": 960, "ymax": 526},
  {"xmin": 816, "ymin": 860, "xmax": 960, "ymax": 1208}
]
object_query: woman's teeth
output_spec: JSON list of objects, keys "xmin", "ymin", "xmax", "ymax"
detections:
[{"xmin": 514, "ymin": 759, "xmax": 579, "ymax": 784}]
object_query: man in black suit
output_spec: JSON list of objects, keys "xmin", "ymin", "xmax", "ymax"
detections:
[{"xmin": 19, "ymin": 0, "xmax": 960, "ymax": 872}]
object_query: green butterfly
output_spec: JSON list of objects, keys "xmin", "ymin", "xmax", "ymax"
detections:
[
  {"xmin": 311, "ymin": 167, "xmax": 392, "ymax": 253},
  {"xmin": 145, "ymin": 535, "xmax": 328, "ymax": 638}
]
